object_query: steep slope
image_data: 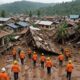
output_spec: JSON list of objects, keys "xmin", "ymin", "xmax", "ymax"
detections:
[
  {"xmin": 0, "ymin": 1, "xmax": 54, "ymax": 13},
  {"xmin": 39, "ymin": 0, "xmax": 80, "ymax": 16}
]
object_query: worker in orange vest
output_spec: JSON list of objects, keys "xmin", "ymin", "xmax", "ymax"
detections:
[
  {"xmin": 40, "ymin": 53, "xmax": 46, "ymax": 68},
  {"xmin": 58, "ymin": 53, "xmax": 64, "ymax": 66},
  {"xmin": 66, "ymin": 60, "xmax": 74, "ymax": 80},
  {"xmin": 11, "ymin": 60, "xmax": 20, "ymax": 80},
  {"xmin": 12, "ymin": 48, "xmax": 17, "ymax": 60},
  {"xmin": 32, "ymin": 52, "xmax": 38, "ymax": 67},
  {"xmin": 0, "ymin": 67, "xmax": 10, "ymax": 80},
  {"xmin": 27, "ymin": 48, "xmax": 32, "ymax": 59},
  {"xmin": 45, "ymin": 57, "xmax": 53, "ymax": 74},
  {"xmin": 20, "ymin": 50, "xmax": 25, "ymax": 65},
  {"xmin": 64, "ymin": 48, "xmax": 71, "ymax": 61}
]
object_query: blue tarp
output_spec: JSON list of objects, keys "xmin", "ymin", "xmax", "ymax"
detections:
[{"xmin": 7, "ymin": 23, "xmax": 19, "ymax": 29}]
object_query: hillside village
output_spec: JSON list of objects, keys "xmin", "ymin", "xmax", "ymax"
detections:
[{"xmin": 0, "ymin": 14, "xmax": 80, "ymax": 54}]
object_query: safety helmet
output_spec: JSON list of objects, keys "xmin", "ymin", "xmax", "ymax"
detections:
[
  {"xmin": 34, "ymin": 51, "xmax": 36, "ymax": 54},
  {"xmin": 14, "ymin": 60, "xmax": 18, "ymax": 64},
  {"xmin": 69, "ymin": 60, "xmax": 72, "ymax": 63},
  {"xmin": 1, "ymin": 67, "xmax": 6, "ymax": 72},
  {"xmin": 47, "ymin": 57, "xmax": 50, "ymax": 60},
  {"xmin": 21, "ymin": 50, "xmax": 24, "ymax": 53},
  {"xmin": 42, "ymin": 53, "xmax": 44, "ymax": 55}
]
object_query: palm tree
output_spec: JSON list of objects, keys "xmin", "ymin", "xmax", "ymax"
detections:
[{"xmin": 56, "ymin": 22, "xmax": 69, "ymax": 44}]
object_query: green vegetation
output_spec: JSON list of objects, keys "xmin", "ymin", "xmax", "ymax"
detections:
[
  {"xmin": 56, "ymin": 22, "xmax": 69, "ymax": 44},
  {"xmin": 0, "ymin": 1, "xmax": 53, "ymax": 15},
  {"xmin": 0, "ymin": 10, "xmax": 6, "ymax": 17},
  {"xmin": 39, "ymin": 0, "xmax": 80, "ymax": 16}
]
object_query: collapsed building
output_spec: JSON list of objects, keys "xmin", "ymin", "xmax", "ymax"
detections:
[{"xmin": 26, "ymin": 26, "xmax": 59, "ymax": 54}]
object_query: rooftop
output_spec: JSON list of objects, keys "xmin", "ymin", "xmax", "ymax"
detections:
[
  {"xmin": 0, "ymin": 17, "xmax": 11, "ymax": 22},
  {"xmin": 17, "ymin": 21, "xmax": 30, "ymax": 27}
]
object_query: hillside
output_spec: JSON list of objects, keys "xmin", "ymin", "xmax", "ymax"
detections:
[
  {"xmin": 39, "ymin": 0, "xmax": 80, "ymax": 16},
  {"xmin": 0, "ymin": 1, "xmax": 54, "ymax": 14}
]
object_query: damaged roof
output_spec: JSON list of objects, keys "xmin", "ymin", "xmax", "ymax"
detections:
[
  {"xmin": 0, "ymin": 30, "xmax": 12, "ymax": 38},
  {"xmin": 17, "ymin": 21, "xmax": 29, "ymax": 27},
  {"xmin": 7, "ymin": 23, "xmax": 19, "ymax": 29}
]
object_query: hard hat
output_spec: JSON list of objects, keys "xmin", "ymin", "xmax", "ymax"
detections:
[
  {"xmin": 21, "ymin": 50, "xmax": 24, "ymax": 53},
  {"xmin": 14, "ymin": 60, "xmax": 18, "ymax": 64},
  {"xmin": 69, "ymin": 60, "xmax": 72, "ymax": 63},
  {"xmin": 1, "ymin": 67, "xmax": 6, "ymax": 72},
  {"xmin": 47, "ymin": 57, "xmax": 50, "ymax": 60},
  {"xmin": 42, "ymin": 53, "xmax": 44, "ymax": 55},
  {"xmin": 34, "ymin": 51, "xmax": 36, "ymax": 54},
  {"xmin": 65, "ymin": 48, "xmax": 69, "ymax": 51},
  {"xmin": 60, "ymin": 52, "xmax": 62, "ymax": 54}
]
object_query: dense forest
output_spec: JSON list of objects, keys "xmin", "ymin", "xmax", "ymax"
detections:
[
  {"xmin": 39, "ymin": 0, "xmax": 80, "ymax": 16},
  {"xmin": 0, "ymin": 0, "xmax": 80, "ymax": 16}
]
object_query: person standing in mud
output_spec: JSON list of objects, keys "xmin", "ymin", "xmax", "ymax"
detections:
[
  {"xmin": 0, "ymin": 68, "xmax": 10, "ymax": 80},
  {"xmin": 27, "ymin": 48, "xmax": 32, "ymax": 59},
  {"xmin": 20, "ymin": 50, "xmax": 25, "ymax": 65},
  {"xmin": 12, "ymin": 48, "xmax": 17, "ymax": 60},
  {"xmin": 64, "ymin": 48, "xmax": 71, "ymax": 61},
  {"xmin": 58, "ymin": 53, "xmax": 64, "ymax": 67},
  {"xmin": 18, "ymin": 47, "xmax": 21, "ymax": 56},
  {"xmin": 40, "ymin": 53, "xmax": 46, "ymax": 68},
  {"xmin": 11, "ymin": 61, "xmax": 20, "ymax": 80},
  {"xmin": 32, "ymin": 52, "xmax": 38, "ymax": 67},
  {"xmin": 45, "ymin": 57, "xmax": 53, "ymax": 74},
  {"xmin": 66, "ymin": 60, "xmax": 74, "ymax": 80}
]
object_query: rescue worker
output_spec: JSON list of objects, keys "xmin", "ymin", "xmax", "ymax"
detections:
[
  {"xmin": 20, "ymin": 50, "xmax": 25, "ymax": 65},
  {"xmin": 58, "ymin": 53, "xmax": 64, "ymax": 66},
  {"xmin": 45, "ymin": 57, "xmax": 53, "ymax": 74},
  {"xmin": 0, "ymin": 67, "xmax": 10, "ymax": 80},
  {"xmin": 40, "ymin": 53, "xmax": 46, "ymax": 68},
  {"xmin": 12, "ymin": 48, "xmax": 17, "ymax": 60},
  {"xmin": 11, "ymin": 60, "xmax": 20, "ymax": 80},
  {"xmin": 17, "ymin": 47, "xmax": 21, "ymax": 56},
  {"xmin": 66, "ymin": 60, "xmax": 74, "ymax": 80},
  {"xmin": 64, "ymin": 48, "xmax": 71, "ymax": 61},
  {"xmin": 32, "ymin": 52, "xmax": 38, "ymax": 67},
  {"xmin": 27, "ymin": 48, "xmax": 32, "ymax": 59}
]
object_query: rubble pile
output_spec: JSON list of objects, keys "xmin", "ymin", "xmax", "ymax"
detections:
[{"xmin": 26, "ymin": 26, "xmax": 58, "ymax": 54}]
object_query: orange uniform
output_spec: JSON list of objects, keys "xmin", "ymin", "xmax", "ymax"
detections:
[
  {"xmin": 66, "ymin": 63, "xmax": 74, "ymax": 72},
  {"xmin": 20, "ymin": 52, "xmax": 25, "ymax": 59},
  {"xmin": 40, "ymin": 55, "xmax": 46, "ymax": 62},
  {"xmin": 46, "ymin": 60, "xmax": 53, "ymax": 68},
  {"xmin": 12, "ymin": 48, "xmax": 16, "ymax": 56},
  {"xmin": 32, "ymin": 54, "xmax": 38, "ymax": 61},
  {"xmin": 0, "ymin": 72, "xmax": 9, "ymax": 80},
  {"xmin": 11, "ymin": 64, "xmax": 20, "ymax": 73},
  {"xmin": 58, "ymin": 54, "xmax": 64, "ymax": 61}
]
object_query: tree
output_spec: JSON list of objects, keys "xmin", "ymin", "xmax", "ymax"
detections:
[
  {"xmin": 0, "ymin": 10, "xmax": 6, "ymax": 17},
  {"xmin": 29, "ymin": 11, "xmax": 32, "ymax": 18},
  {"xmin": 56, "ymin": 22, "xmax": 69, "ymax": 44},
  {"xmin": 37, "ymin": 10, "xmax": 40, "ymax": 18}
]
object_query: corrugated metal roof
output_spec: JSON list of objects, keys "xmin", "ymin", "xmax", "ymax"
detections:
[
  {"xmin": 70, "ymin": 15, "xmax": 79, "ymax": 19},
  {"xmin": 17, "ymin": 21, "xmax": 29, "ymax": 27},
  {"xmin": 0, "ymin": 17, "xmax": 10, "ymax": 22},
  {"xmin": 7, "ymin": 23, "xmax": 18, "ymax": 29},
  {"xmin": 37, "ymin": 21, "xmax": 53, "ymax": 26}
]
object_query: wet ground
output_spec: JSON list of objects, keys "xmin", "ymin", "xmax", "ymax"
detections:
[{"xmin": 0, "ymin": 46, "xmax": 80, "ymax": 80}]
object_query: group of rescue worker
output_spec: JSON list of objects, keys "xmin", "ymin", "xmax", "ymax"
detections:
[{"xmin": 0, "ymin": 47, "xmax": 74, "ymax": 80}]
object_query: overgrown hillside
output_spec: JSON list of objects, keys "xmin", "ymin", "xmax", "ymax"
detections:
[
  {"xmin": 0, "ymin": 1, "xmax": 54, "ymax": 14},
  {"xmin": 39, "ymin": 0, "xmax": 80, "ymax": 16}
]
